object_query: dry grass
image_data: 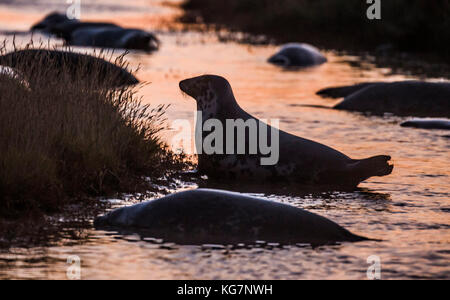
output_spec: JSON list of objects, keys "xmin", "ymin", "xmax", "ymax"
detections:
[{"xmin": 0, "ymin": 43, "xmax": 187, "ymax": 218}]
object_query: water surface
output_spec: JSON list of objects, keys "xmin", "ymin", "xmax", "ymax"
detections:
[{"xmin": 0, "ymin": 0, "xmax": 448, "ymax": 280}]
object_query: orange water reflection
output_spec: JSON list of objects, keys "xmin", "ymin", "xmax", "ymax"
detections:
[{"xmin": 0, "ymin": 0, "xmax": 448, "ymax": 279}]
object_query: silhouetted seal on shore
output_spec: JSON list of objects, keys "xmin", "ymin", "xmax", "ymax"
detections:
[
  {"xmin": 317, "ymin": 82, "xmax": 387, "ymax": 99},
  {"xmin": 330, "ymin": 81, "xmax": 450, "ymax": 117},
  {"xmin": 0, "ymin": 49, "xmax": 138, "ymax": 88},
  {"xmin": 94, "ymin": 189, "xmax": 368, "ymax": 245},
  {"xmin": 30, "ymin": 12, "xmax": 159, "ymax": 52},
  {"xmin": 0, "ymin": 66, "xmax": 29, "ymax": 96},
  {"xmin": 268, "ymin": 43, "xmax": 327, "ymax": 68},
  {"xmin": 179, "ymin": 75, "xmax": 393, "ymax": 189},
  {"xmin": 31, "ymin": 12, "xmax": 70, "ymax": 33},
  {"xmin": 401, "ymin": 119, "xmax": 450, "ymax": 130},
  {"xmin": 31, "ymin": 12, "xmax": 119, "ymax": 36},
  {"xmin": 68, "ymin": 27, "xmax": 160, "ymax": 52}
]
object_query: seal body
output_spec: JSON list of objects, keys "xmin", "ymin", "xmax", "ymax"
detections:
[
  {"xmin": 0, "ymin": 49, "xmax": 138, "ymax": 88},
  {"xmin": 317, "ymin": 82, "xmax": 386, "ymax": 99},
  {"xmin": 30, "ymin": 12, "xmax": 159, "ymax": 52},
  {"xmin": 401, "ymin": 119, "xmax": 450, "ymax": 130},
  {"xmin": 31, "ymin": 12, "xmax": 70, "ymax": 33},
  {"xmin": 179, "ymin": 75, "xmax": 393, "ymax": 189},
  {"xmin": 332, "ymin": 81, "xmax": 450, "ymax": 117},
  {"xmin": 94, "ymin": 189, "xmax": 368, "ymax": 245},
  {"xmin": 268, "ymin": 43, "xmax": 327, "ymax": 67},
  {"xmin": 68, "ymin": 27, "xmax": 160, "ymax": 52}
]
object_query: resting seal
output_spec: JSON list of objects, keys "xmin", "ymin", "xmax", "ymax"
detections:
[
  {"xmin": 401, "ymin": 119, "xmax": 450, "ymax": 130},
  {"xmin": 68, "ymin": 27, "xmax": 160, "ymax": 52},
  {"xmin": 330, "ymin": 81, "xmax": 450, "ymax": 117},
  {"xmin": 31, "ymin": 12, "xmax": 70, "ymax": 33},
  {"xmin": 94, "ymin": 189, "xmax": 368, "ymax": 245},
  {"xmin": 179, "ymin": 75, "xmax": 393, "ymax": 189},
  {"xmin": 317, "ymin": 82, "xmax": 387, "ymax": 99},
  {"xmin": 268, "ymin": 43, "xmax": 327, "ymax": 68},
  {"xmin": 0, "ymin": 49, "xmax": 138, "ymax": 88}
]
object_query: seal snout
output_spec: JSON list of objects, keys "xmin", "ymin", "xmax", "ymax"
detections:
[{"xmin": 179, "ymin": 78, "xmax": 195, "ymax": 98}]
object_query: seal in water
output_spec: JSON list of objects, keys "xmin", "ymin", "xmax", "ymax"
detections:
[
  {"xmin": 268, "ymin": 43, "xmax": 327, "ymax": 68},
  {"xmin": 179, "ymin": 75, "xmax": 393, "ymax": 189},
  {"xmin": 331, "ymin": 81, "xmax": 450, "ymax": 117},
  {"xmin": 30, "ymin": 12, "xmax": 159, "ymax": 52},
  {"xmin": 401, "ymin": 119, "xmax": 450, "ymax": 130},
  {"xmin": 68, "ymin": 27, "xmax": 160, "ymax": 52},
  {"xmin": 31, "ymin": 12, "xmax": 119, "ymax": 36},
  {"xmin": 316, "ymin": 82, "xmax": 387, "ymax": 99},
  {"xmin": 0, "ymin": 49, "xmax": 139, "ymax": 88},
  {"xmin": 31, "ymin": 12, "xmax": 70, "ymax": 33},
  {"xmin": 94, "ymin": 189, "xmax": 369, "ymax": 245}
]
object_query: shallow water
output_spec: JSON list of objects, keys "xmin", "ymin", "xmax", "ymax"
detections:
[{"xmin": 0, "ymin": 0, "xmax": 449, "ymax": 280}]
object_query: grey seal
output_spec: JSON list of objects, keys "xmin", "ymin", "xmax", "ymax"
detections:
[
  {"xmin": 401, "ymin": 119, "xmax": 450, "ymax": 130},
  {"xmin": 317, "ymin": 82, "xmax": 387, "ymax": 99},
  {"xmin": 68, "ymin": 27, "xmax": 160, "ymax": 52},
  {"xmin": 94, "ymin": 189, "xmax": 369, "ymax": 245},
  {"xmin": 30, "ymin": 12, "xmax": 159, "ymax": 52},
  {"xmin": 179, "ymin": 75, "xmax": 393, "ymax": 189},
  {"xmin": 268, "ymin": 43, "xmax": 327, "ymax": 68},
  {"xmin": 0, "ymin": 49, "xmax": 138, "ymax": 88},
  {"xmin": 31, "ymin": 12, "xmax": 70, "ymax": 33},
  {"xmin": 329, "ymin": 81, "xmax": 450, "ymax": 117}
]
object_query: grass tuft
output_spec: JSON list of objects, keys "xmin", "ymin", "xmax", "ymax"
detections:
[{"xmin": 0, "ymin": 43, "xmax": 187, "ymax": 218}]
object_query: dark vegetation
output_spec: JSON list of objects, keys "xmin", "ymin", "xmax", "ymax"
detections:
[
  {"xmin": 181, "ymin": 0, "xmax": 450, "ymax": 64},
  {"xmin": 0, "ymin": 44, "xmax": 187, "ymax": 221}
]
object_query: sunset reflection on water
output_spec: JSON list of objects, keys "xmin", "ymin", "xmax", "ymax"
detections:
[{"xmin": 0, "ymin": 0, "xmax": 448, "ymax": 279}]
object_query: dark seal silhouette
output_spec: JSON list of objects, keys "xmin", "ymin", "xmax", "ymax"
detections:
[
  {"xmin": 68, "ymin": 27, "xmax": 160, "ymax": 52},
  {"xmin": 179, "ymin": 75, "xmax": 393, "ymax": 189},
  {"xmin": 94, "ymin": 189, "xmax": 369, "ymax": 246},
  {"xmin": 320, "ymin": 81, "xmax": 450, "ymax": 117},
  {"xmin": 401, "ymin": 119, "xmax": 450, "ymax": 130},
  {"xmin": 0, "ymin": 49, "xmax": 138, "ymax": 88},
  {"xmin": 317, "ymin": 82, "xmax": 387, "ymax": 99},
  {"xmin": 31, "ymin": 12, "xmax": 159, "ymax": 52},
  {"xmin": 268, "ymin": 43, "xmax": 327, "ymax": 68}
]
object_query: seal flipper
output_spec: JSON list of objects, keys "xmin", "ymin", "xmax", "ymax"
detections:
[{"xmin": 350, "ymin": 155, "xmax": 394, "ymax": 182}]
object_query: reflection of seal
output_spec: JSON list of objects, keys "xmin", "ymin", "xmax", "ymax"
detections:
[
  {"xmin": 328, "ymin": 81, "xmax": 450, "ymax": 117},
  {"xmin": 0, "ymin": 49, "xmax": 138, "ymax": 88},
  {"xmin": 94, "ymin": 189, "xmax": 368, "ymax": 245},
  {"xmin": 268, "ymin": 43, "xmax": 327, "ymax": 67},
  {"xmin": 401, "ymin": 119, "xmax": 450, "ymax": 130},
  {"xmin": 68, "ymin": 27, "xmax": 160, "ymax": 52},
  {"xmin": 179, "ymin": 75, "xmax": 393, "ymax": 189}
]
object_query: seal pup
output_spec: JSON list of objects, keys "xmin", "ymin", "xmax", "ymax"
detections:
[
  {"xmin": 332, "ymin": 81, "xmax": 450, "ymax": 117},
  {"xmin": 94, "ymin": 189, "xmax": 369, "ymax": 245},
  {"xmin": 268, "ymin": 43, "xmax": 327, "ymax": 68},
  {"xmin": 179, "ymin": 75, "xmax": 393, "ymax": 189},
  {"xmin": 68, "ymin": 27, "xmax": 160, "ymax": 52},
  {"xmin": 401, "ymin": 119, "xmax": 450, "ymax": 130},
  {"xmin": 0, "ymin": 49, "xmax": 139, "ymax": 88}
]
